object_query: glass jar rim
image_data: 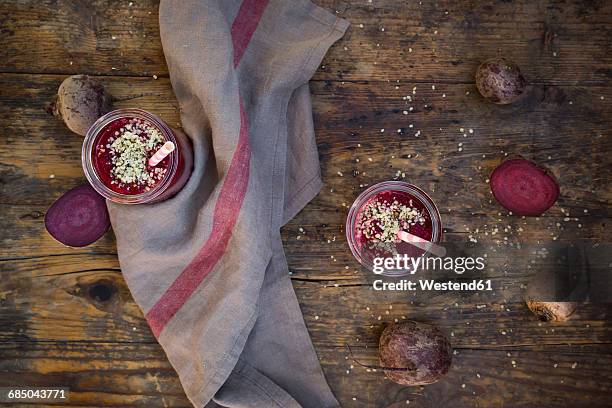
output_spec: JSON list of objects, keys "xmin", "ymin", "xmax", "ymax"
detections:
[
  {"xmin": 345, "ymin": 181, "xmax": 443, "ymax": 276},
  {"xmin": 82, "ymin": 109, "xmax": 178, "ymax": 204}
]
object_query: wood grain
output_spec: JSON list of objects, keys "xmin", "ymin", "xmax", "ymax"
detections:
[
  {"xmin": 0, "ymin": 264, "xmax": 610, "ymax": 346},
  {"xmin": 0, "ymin": 342, "xmax": 610, "ymax": 407},
  {"xmin": 1, "ymin": 1, "xmax": 611, "ymax": 84}
]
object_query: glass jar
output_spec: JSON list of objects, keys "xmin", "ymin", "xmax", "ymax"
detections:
[
  {"xmin": 82, "ymin": 109, "xmax": 193, "ymax": 204},
  {"xmin": 346, "ymin": 181, "xmax": 442, "ymax": 276}
]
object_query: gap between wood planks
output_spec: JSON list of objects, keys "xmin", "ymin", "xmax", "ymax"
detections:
[
  {"xmin": 0, "ymin": 71, "xmax": 610, "ymax": 87},
  {"xmin": 0, "ymin": 261, "xmax": 521, "ymax": 283},
  {"xmin": 1, "ymin": 338, "xmax": 611, "ymax": 350},
  {"xmin": 0, "ymin": 252, "xmax": 119, "ymax": 262}
]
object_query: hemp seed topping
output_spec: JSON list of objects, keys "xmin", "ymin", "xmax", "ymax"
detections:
[
  {"xmin": 357, "ymin": 197, "xmax": 425, "ymax": 243},
  {"xmin": 106, "ymin": 118, "xmax": 165, "ymax": 189}
]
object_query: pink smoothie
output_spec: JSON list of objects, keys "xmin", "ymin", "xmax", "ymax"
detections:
[
  {"xmin": 91, "ymin": 117, "xmax": 186, "ymax": 196},
  {"xmin": 355, "ymin": 189, "xmax": 434, "ymax": 259}
]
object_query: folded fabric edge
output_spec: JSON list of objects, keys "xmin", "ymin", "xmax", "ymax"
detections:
[
  {"xmin": 278, "ymin": 2, "xmax": 348, "ymax": 225},
  {"xmin": 295, "ymin": 3, "xmax": 350, "ymax": 86},
  {"xmin": 279, "ymin": 3, "xmax": 348, "ymax": 225},
  {"xmin": 282, "ymin": 173, "xmax": 323, "ymax": 226}
]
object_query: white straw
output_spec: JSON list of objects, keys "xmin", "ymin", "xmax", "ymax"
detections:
[
  {"xmin": 148, "ymin": 141, "xmax": 175, "ymax": 167},
  {"xmin": 397, "ymin": 230, "xmax": 446, "ymax": 257}
]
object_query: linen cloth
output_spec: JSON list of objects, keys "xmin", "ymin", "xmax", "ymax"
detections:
[{"xmin": 107, "ymin": 1, "xmax": 348, "ymax": 406}]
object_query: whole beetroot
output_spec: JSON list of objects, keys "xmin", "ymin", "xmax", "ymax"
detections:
[
  {"xmin": 379, "ymin": 321, "xmax": 452, "ymax": 386},
  {"xmin": 526, "ymin": 300, "xmax": 577, "ymax": 322},
  {"xmin": 50, "ymin": 75, "xmax": 112, "ymax": 136},
  {"xmin": 476, "ymin": 58, "xmax": 526, "ymax": 104},
  {"xmin": 525, "ymin": 255, "xmax": 578, "ymax": 321}
]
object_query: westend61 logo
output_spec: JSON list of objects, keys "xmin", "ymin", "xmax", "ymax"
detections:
[{"xmin": 371, "ymin": 253, "xmax": 492, "ymax": 292}]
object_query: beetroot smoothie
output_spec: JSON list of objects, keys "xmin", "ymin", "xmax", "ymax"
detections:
[
  {"xmin": 355, "ymin": 190, "xmax": 434, "ymax": 250},
  {"xmin": 83, "ymin": 109, "xmax": 193, "ymax": 204},
  {"xmin": 92, "ymin": 117, "xmax": 169, "ymax": 194},
  {"xmin": 346, "ymin": 181, "xmax": 442, "ymax": 274}
]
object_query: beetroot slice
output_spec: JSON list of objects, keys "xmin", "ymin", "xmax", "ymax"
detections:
[
  {"xmin": 45, "ymin": 184, "xmax": 110, "ymax": 247},
  {"xmin": 490, "ymin": 159, "xmax": 559, "ymax": 216}
]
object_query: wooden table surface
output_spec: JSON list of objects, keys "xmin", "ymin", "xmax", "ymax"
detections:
[{"xmin": 1, "ymin": 1, "xmax": 611, "ymax": 407}]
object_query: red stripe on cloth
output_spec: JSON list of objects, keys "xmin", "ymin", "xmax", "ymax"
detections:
[
  {"xmin": 231, "ymin": 0, "xmax": 270, "ymax": 67},
  {"xmin": 146, "ymin": 0, "xmax": 269, "ymax": 338},
  {"xmin": 147, "ymin": 102, "xmax": 251, "ymax": 337}
]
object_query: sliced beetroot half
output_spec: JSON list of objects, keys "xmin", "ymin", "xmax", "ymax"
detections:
[
  {"xmin": 490, "ymin": 158, "xmax": 559, "ymax": 216},
  {"xmin": 45, "ymin": 184, "xmax": 110, "ymax": 247}
]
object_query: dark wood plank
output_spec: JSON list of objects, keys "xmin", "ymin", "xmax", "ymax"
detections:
[
  {"xmin": 0, "ymin": 266, "xmax": 609, "ymax": 348},
  {"xmin": 327, "ymin": 344, "xmax": 612, "ymax": 408},
  {"xmin": 0, "ymin": 0, "xmax": 167, "ymax": 78},
  {"xmin": 1, "ymin": 74, "xmax": 610, "ymax": 207},
  {"xmin": 0, "ymin": 341, "xmax": 610, "ymax": 407},
  {"xmin": 1, "ymin": 1, "xmax": 611, "ymax": 84},
  {"xmin": 0, "ymin": 341, "xmax": 191, "ymax": 407}
]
